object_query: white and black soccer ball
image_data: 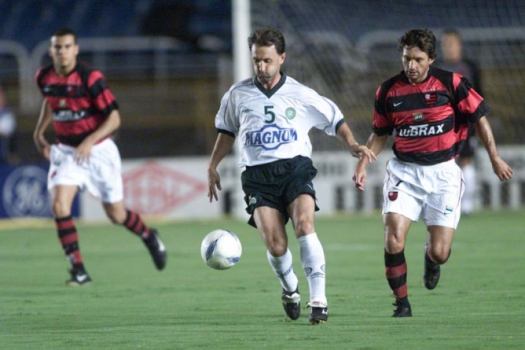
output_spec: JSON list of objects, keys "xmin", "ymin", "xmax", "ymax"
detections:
[{"xmin": 200, "ymin": 229, "xmax": 242, "ymax": 270}]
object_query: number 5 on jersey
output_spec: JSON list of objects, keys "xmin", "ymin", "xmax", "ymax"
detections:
[{"xmin": 264, "ymin": 105, "xmax": 275, "ymax": 123}]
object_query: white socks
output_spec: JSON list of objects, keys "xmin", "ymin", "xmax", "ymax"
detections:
[
  {"xmin": 267, "ymin": 233, "xmax": 327, "ymax": 305},
  {"xmin": 267, "ymin": 249, "xmax": 298, "ymax": 293},
  {"xmin": 298, "ymin": 233, "xmax": 327, "ymax": 305},
  {"xmin": 461, "ymin": 163, "xmax": 476, "ymax": 214}
]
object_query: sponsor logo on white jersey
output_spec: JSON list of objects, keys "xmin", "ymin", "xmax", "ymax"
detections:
[{"xmin": 244, "ymin": 124, "xmax": 298, "ymax": 150}]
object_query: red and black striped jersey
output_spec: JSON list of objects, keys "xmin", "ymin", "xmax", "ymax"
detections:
[
  {"xmin": 373, "ymin": 66, "xmax": 488, "ymax": 165},
  {"xmin": 35, "ymin": 63, "xmax": 119, "ymax": 146}
]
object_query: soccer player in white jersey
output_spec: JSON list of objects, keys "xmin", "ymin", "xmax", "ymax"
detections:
[{"xmin": 207, "ymin": 28, "xmax": 376, "ymax": 324}]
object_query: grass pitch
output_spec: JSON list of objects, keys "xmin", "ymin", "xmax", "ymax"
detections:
[{"xmin": 0, "ymin": 211, "xmax": 524, "ymax": 349}]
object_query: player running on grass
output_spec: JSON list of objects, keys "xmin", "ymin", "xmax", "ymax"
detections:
[
  {"xmin": 34, "ymin": 28, "xmax": 167, "ymax": 286},
  {"xmin": 353, "ymin": 28, "xmax": 513, "ymax": 317},
  {"xmin": 207, "ymin": 28, "xmax": 376, "ymax": 324}
]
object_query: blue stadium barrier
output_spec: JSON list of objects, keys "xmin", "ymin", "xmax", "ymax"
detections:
[{"xmin": 0, "ymin": 163, "xmax": 79, "ymax": 218}]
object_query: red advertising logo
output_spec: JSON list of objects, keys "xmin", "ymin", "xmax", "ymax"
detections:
[{"xmin": 123, "ymin": 161, "xmax": 207, "ymax": 215}]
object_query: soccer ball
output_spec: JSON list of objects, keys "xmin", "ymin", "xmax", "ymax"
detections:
[{"xmin": 200, "ymin": 229, "xmax": 242, "ymax": 270}]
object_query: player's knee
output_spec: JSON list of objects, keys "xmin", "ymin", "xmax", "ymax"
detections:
[
  {"xmin": 385, "ymin": 242, "xmax": 404, "ymax": 254},
  {"xmin": 385, "ymin": 234, "xmax": 405, "ymax": 253},
  {"xmin": 435, "ymin": 251, "xmax": 451, "ymax": 264},
  {"xmin": 429, "ymin": 247, "xmax": 451, "ymax": 264},
  {"xmin": 52, "ymin": 201, "xmax": 71, "ymax": 218},
  {"xmin": 267, "ymin": 243, "xmax": 287, "ymax": 257},
  {"xmin": 293, "ymin": 219, "xmax": 314, "ymax": 237},
  {"xmin": 265, "ymin": 234, "xmax": 288, "ymax": 257}
]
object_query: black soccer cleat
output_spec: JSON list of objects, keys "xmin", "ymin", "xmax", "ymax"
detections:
[
  {"xmin": 307, "ymin": 302, "xmax": 328, "ymax": 324},
  {"xmin": 65, "ymin": 269, "xmax": 92, "ymax": 287},
  {"xmin": 281, "ymin": 288, "xmax": 301, "ymax": 320},
  {"xmin": 392, "ymin": 299, "xmax": 412, "ymax": 317},
  {"xmin": 144, "ymin": 229, "xmax": 167, "ymax": 270},
  {"xmin": 424, "ymin": 244, "xmax": 441, "ymax": 290}
]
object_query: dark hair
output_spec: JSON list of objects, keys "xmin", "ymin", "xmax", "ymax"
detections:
[
  {"xmin": 52, "ymin": 28, "xmax": 77, "ymax": 43},
  {"xmin": 248, "ymin": 28, "xmax": 285, "ymax": 54},
  {"xmin": 398, "ymin": 28, "xmax": 436, "ymax": 59}
]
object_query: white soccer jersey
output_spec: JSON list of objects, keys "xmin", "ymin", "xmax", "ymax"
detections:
[{"xmin": 215, "ymin": 74, "xmax": 345, "ymax": 167}]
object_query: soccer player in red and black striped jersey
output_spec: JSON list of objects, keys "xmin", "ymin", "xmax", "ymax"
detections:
[
  {"xmin": 353, "ymin": 28, "xmax": 513, "ymax": 317},
  {"xmin": 33, "ymin": 28, "xmax": 167, "ymax": 286}
]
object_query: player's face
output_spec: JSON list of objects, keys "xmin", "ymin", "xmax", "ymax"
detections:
[
  {"xmin": 402, "ymin": 46, "xmax": 434, "ymax": 84},
  {"xmin": 441, "ymin": 34, "xmax": 462, "ymax": 63},
  {"xmin": 251, "ymin": 44, "xmax": 285, "ymax": 88},
  {"xmin": 49, "ymin": 34, "xmax": 78, "ymax": 75}
]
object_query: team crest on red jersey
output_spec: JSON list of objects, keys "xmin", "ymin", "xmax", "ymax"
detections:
[
  {"xmin": 424, "ymin": 93, "xmax": 437, "ymax": 106},
  {"xmin": 59, "ymin": 99, "xmax": 67, "ymax": 108},
  {"xmin": 66, "ymin": 85, "xmax": 78, "ymax": 97},
  {"xmin": 388, "ymin": 191, "xmax": 398, "ymax": 201}
]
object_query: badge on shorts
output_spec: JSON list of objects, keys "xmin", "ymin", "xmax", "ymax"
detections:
[
  {"xmin": 249, "ymin": 196, "xmax": 257, "ymax": 205},
  {"xmin": 388, "ymin": 191, "xmax": 398, "ymax": 201},
  {"xmin": 445, "ymin": 205, "xmax": 453, "ymax": 213}
]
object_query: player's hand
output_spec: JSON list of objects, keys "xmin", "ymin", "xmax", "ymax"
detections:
[
  {"xmin": 491, "ymin": 156, "xmax": 513, "ymax": 181},
  {"xmin": 207, "ymin": 168, "xmax": 222, "ymax": 202},
  {"xmin": 352, "ymin": 164, "xmax": 367, "ymax": 191},
  {"xmin": 350, "ymin": 144, "xmax": 376, "ymax": 163},
  {"xmin": 74, "ymin": 141, "xmax": 94, "ymax": 165}
]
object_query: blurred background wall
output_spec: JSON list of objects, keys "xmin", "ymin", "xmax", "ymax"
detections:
[
  {"xmin": 1, "ymin": 0, "xmax": 524, "ymax": 158},
  {"xmin": 0, "ymin": 0, "xmax": 524, "ymax": 216}
]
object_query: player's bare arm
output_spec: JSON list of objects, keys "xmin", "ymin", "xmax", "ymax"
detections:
[
  {"xmin": 474, "ymin": 116, "xmax": 513, "ymax": 181},
  {"xmin": 208, "ymin": 133, "xmax": 235, "ymax": 202},
  {"xmin": 353, "ymin": 133, "xmax": 388, "ymax": 191},
  {"xmin": 33, "ymin": 100, "xmax": 53, "ymax": 160},
  {"xmin": 336, "ymin": 122, "xmax": 376, "ymax": 162},
  {"xmin": 74, "ymin": 110, "xmax": 121, "ymax": 164}
]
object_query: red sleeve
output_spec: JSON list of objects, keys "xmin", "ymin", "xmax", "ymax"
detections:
[
  {"xmin": 88, "ymin": 70, "xmax": 119, "ymax": 116},
  {"xmin": 452, "ymin": 73, "xmax": 488, "ymax": 123},
  {"xmin": 373, "ymin": 86, "xmax": 394, "ymax": 136}
]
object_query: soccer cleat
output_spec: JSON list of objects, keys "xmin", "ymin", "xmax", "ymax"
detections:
[
  {"xmin": 392, "ymin": 299, "xmax": 412, "ymax": 317},
  {"xmin": 424, "ymin": 244, "xmax": 441, "ymax": 290},
  {"xmin": 65, "ymin": 269, "xmax": 92, "ymax": 287},
  {"xmin": 307, "ymin": 301, "xmax": 328, "ymax": 324},
  {"xmin": 144, "ymin": 229, "xmax": 167, "ymax": 270},
  {"xmin": 281, "ymin": 288, "xmax": 301, "ymax": 320}
]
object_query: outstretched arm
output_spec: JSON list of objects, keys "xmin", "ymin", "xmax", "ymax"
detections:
[
  {"xmin": 353, "ymin": 133, "xmax": 388, "ymax": 191},
  {"xmin": 208, "ymin": 133, "xmax": 236, "ymax": 202},
  {"xmin": 474, "ymin": 116, "xmax": 513, "ymax": 181},
  {"xmin": 336, "ymin": 122, "xmax": 376, "ymax": 163}
]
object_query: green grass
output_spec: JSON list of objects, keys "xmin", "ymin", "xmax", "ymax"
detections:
[{"xmin": 1, "ymin": 211, "xmax": 524, "ymax": 349}]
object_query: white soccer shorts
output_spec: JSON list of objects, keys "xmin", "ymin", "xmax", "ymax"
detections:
[
  {"xmin": 48, "ymin": 138, "xmax": 124, "ymax": 203},
  {"xmin": 382, "ymin": 158, "xmax": 464, "ymax": 229}
]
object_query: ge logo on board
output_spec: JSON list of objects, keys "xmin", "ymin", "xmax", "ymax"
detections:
[{"xmin": 2, "ymin": 166, "xmax": 52, "ymax": 217}]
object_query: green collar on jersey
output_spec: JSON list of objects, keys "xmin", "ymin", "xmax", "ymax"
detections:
[{"xmin": 253, "ymin": 72, "xmax": 287, "ymax": 98}]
